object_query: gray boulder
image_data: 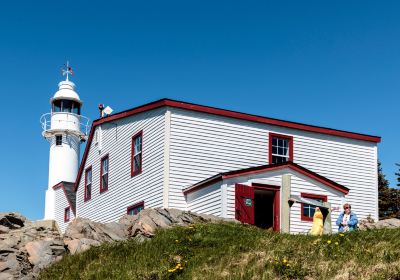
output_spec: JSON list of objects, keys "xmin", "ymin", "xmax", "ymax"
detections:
[
  {"xmin": 358, "ymin": 217, "xmax": 400, "ymax": 230},
  {"xmin": 0, "ymin": 213, "xmax": 26, "ymax": 230}
]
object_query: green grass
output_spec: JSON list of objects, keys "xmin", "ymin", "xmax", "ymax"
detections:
[{"xmin": 39, "ymin": 222, "xmax": 400, "ymax": 280}]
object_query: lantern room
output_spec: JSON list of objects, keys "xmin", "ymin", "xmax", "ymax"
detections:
[{"xmin": 51, "ymin": 80, "xmax": 82, "ymax": 115}]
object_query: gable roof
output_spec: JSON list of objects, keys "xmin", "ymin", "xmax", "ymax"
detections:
[
  {"xmin": 53, "ymin": 181, "xmax": 76, "ymax": 214},
  {"xmin": 74, "ymin": 98, "xmax": 380, "ymax": 192},
  {"xmin": 182, "ymin": 161, "xmax": 350, "ymax": 195}
]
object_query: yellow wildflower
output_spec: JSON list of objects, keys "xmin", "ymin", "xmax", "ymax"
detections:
[
  {"xmin": 175, "ymin": 240, "xmax": 179, "ymax": 243},
  {"xmin": 327, "ymin": 240, "xmax": 331, "ymax": 244},
  {"xmin": 339, "ymin": 233, "xmax": 345, "ymax": 237},
  {"xmin": 282, "ymin": 259, "xmax": 288, "ymax": 264},
  {"xmin": 335, "ymin": 242, "xmax": 339, "ymax": 246}
]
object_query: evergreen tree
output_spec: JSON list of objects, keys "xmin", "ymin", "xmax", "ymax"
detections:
[
  {"xmin": 395, "ymin": 163, "xmax": 400, "ymax": 187},
  {"xmin": 378, "ymin": 161, "xmax": 392, "ymax": 218}
]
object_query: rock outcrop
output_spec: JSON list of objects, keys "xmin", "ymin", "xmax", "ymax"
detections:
[
  {"xmin": 0, "ymin": 209, "xmax": 225, "ymax": 279},
  {"xmin": 0, "ymin": 213, "xmax": 63, "ymax": 280},
  {"xmin": 358, "ymin": 217, "xmax": 400, "ymax": 230}
]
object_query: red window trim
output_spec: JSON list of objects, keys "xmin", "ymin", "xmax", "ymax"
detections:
[
  {"xmin": 64, "ymin": 206, "xmax": 71, "ymax": 222},
  {"xmin": 84, "ymin": 166, "xmax": 92, "ymax": 202},
  {"xmin": 300, "ymin": 193, "xmax": 328, "ymax": 222},
  {"xmin": 268, "ymin": 132, "xmax": 294, "ymax": 164},
  {"xmin": 100, "ymin": 154, "xmax": 109, "ymax": 194},
  {"xmin": 131, "ymin": 131, "xmax": 143, "ymax": 177},
  {"xmin": 127, "ymin": 201, "xmax": 145, "ymax": 215}
]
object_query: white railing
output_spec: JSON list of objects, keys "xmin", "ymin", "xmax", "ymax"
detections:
[{"xmin": 40, "ymin": 112, "xmax": 91, "ymax": 136}]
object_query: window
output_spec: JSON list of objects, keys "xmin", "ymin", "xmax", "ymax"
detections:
[
  {"xmin": 300, "ymin": 193, "xmax": 327, "ymax": 222},
  {"xmin": 127, "ymin": 201, "xmax": 144, "ymax": 216},
  {"xmin": 55, "ymin": 135, "xmax": 62, "ymax": 146},
  {"xmin": 100, "ymin": 155, "xmax": 109, "ymax": 193},
  {"xmin": 71, "ymin": 101, "xmax": 81, "ymax": 115},
  {"xmin": 84, "ymin": 167, "xmax": 92, "ymax": 201},
  {"xmin": 64, "ymin": 207, "xmax": 71, "ymax": 222},
  {"xmin": 131, "ymin": 131, "xmax": 143, "ymax": 177},
  {"xmin": 269, "ymin": 133, "xmax": 293, "ymax": 164},
  {"xmin": 53, "ymin": 100, "xmax": 61, "ymax": 112},
  {"xmin": 62, "ymin": 100, "xmax": 72, "ymax": 113}
]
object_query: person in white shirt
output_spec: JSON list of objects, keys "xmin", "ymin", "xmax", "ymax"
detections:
[{"xmin": 336, "ymin": 203, "xmax": 358, "ymax": 232}]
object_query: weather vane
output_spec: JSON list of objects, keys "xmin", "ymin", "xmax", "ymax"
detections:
[{"xmin": 61, "ymin": 61, "xmax": 74, "ymax": 81}]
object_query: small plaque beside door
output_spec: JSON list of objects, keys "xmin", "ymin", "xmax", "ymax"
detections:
[{"xmin": 244, "ymin": 198, "xmax": 253, "ymax": 207}]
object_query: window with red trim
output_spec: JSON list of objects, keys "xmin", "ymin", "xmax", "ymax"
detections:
[
  {"xmin": 100, "ymin": 155, "xmax": 109, "ymax": 193},
  {"xmin": 269, "ymin": 133, "xmax": 293, "ymax": 164},
  {"xmin": 300, "ymin": 193, "xmax": 327, "ymax": 222},
  {"xmin": 84, "ymin": 167, "xmax": 92, "ymax": 201},
  {"xmin": 131, "ymin": 131, "xmax": 143, "ymax": 177},
  {"xmin": 127, "ymin": 201, "xmax": 144, "ymax": 216},
  {"xmin": 64, "ymin": 207, "xmax": 71, "ymax": 222}
]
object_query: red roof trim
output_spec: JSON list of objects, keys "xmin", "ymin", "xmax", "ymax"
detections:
[
  {"xmin": 74, "ymin": 99, "xmax": 380, "ymax": 193},
  {"xmin": 183, "ymin": 161, "xmax": 349, "ymax": 195},
  {"xmin": 52, "ymin": 182, "xmax": 76, "ymax": 216}
]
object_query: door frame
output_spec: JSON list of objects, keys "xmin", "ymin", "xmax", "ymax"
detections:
[{"xmin": 252, "ymin": 183, "xmax": 281, "ymax": 232}]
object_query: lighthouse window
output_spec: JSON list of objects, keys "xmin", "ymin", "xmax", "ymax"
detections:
[
  {"xmin": 131, "ymin": 131, "xmax": 143, "ymax": 177},
  {"xmin": 62, "ymin": 100, "xmax": 72, "ymax": 113},
  {"xmin": 100, "ymin": 155, "xmax": 109, "ymax": 193},
  {"xmin": 72, "ymin": 102, "xmax": 80, "ymax": 115},
  {"xmin": 53, "ymin": 100, "xmax": 62, "ymax": 112},
  {"xmin": 55, "ymin": 135, "xmax": 62, "ymax": 146},
  {"xmin": 84, "ymin": 167, "xmax": 92, "ymax": 201}
]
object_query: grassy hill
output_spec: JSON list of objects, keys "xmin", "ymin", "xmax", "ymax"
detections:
[{"xmin": 39, "ymin": 222, "xmax": 400, "ymax": 280}]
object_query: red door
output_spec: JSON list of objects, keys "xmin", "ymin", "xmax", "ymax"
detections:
[{"xmin": 235, "ymin": 184, "xmax": 255, "ymax": 225}]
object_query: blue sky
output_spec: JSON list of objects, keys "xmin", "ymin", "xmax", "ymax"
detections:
[{"xmin": 0, "ymin": 1, "xmax": 398, "ymax": 220}]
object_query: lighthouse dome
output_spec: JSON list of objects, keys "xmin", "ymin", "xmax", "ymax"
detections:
[{"xmin": 52, "ymin": 80, "xmax": 82, "ymax": 104}]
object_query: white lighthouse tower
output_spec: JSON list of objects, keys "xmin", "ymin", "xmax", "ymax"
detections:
[{"xmin": 40, "ymin": 63, "xmax": 90, "ymax": 220}]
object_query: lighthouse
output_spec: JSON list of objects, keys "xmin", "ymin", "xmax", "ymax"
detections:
[{"xmin": 40, "ymin": 63, "xmax": 90, "ymax": 220}]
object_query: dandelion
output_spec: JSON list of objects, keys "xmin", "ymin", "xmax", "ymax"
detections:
[
  {"xmin": 335, "ymin": 242, "xmax": 339, "ymax": 246},
  {"xmin": 175, "ymin": 239, "xmax": 179, "ymax": 243},
  {"xmin": 327, "ymin": 240, "xmax": 332, "ymax": 244},
  {"xmin": 339, "ymin": 233, "xmax": 345, "ymax": 237},
  {"xmin": 282, "ymin": 259, "xmax": 288, "ymax": 264}
]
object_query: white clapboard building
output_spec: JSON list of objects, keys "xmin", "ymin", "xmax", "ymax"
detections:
[{"xmin": 41, "ymin": 73, "xmax": 381, "ymax": 233}]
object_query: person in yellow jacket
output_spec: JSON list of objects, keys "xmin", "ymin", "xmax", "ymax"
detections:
[{"xmin": 309, "ymin": 207, "xmax": 324, "ymax": 236}]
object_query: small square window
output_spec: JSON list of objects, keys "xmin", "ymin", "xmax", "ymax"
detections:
[
  {"xmin": 56, "ymin": 135, "xmax": 62, "ymax": 146},
  {"xmin": 127, "ymin": 201, "xmax": 144, "ymax": 216},
  {"xmin": 300, "ymin": 193, "xmax": 327, "ymax": 222}
]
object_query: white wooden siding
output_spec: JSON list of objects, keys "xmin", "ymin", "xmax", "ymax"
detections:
[
  {"xmin": 54, "ymin": 188, "xmax": 75, "ymax": 233},
  {"xmin": 224, "ymin": 169, "xmax": 344, "ymax": 233},
  {"xmin": 76, "ymin": 108, "xmax": 166, "ymax": 223},
  {"xmin": 186, "ymin": 168, "xmax": 344, "ymax": 233},
  {"xmin": 169, "ymin": 108, "xmax": 378, "ymax": 221},
  {"xmin": 186, "ymin": 182, "xmax": 222, "ymax": 216}
]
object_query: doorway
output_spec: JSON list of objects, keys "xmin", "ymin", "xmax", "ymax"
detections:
[
  {"xmin": 235, "ymin": 183, "xmax": 280, "ymax": 231},
  {"xmin": 254, "ymin": 189, "xmax": 275, "ymax": 229}
]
